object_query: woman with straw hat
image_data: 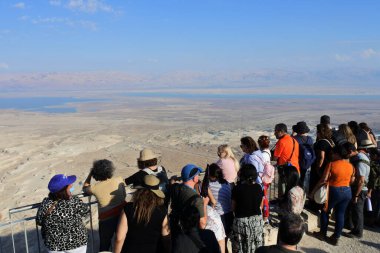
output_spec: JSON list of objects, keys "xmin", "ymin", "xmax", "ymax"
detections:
[{"xmin": 114, "ymin": 175, "xmax": 171, "ymax": 253}]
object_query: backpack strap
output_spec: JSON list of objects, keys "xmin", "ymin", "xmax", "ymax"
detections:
[
  {"xmin": 288, "ymin": 138, "xmax": 296, "ymax": 162},
  {"xmin": 263, "ymin": 150, "xmax": 271, "ymax": 158},
  {"xmin": 321, "ymin": 138, "xmax": 333, "ymax": 148}
]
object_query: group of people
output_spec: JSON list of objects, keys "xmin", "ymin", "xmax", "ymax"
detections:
[{"xmin": 35, "ymin": 115, "xmax": 379, "ymax": 253}]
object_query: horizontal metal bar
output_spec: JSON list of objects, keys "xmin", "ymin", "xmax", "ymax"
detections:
[{"xmin": 8, "ymin": 190, "xmax": 133, "ymax": 215}]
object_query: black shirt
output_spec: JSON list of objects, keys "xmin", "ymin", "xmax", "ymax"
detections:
[
  {"xmin": 125, "ymin": 170, "xmax": 148, "ymax": 187},
  {"xmin": 170, "ymin": 184, "xmax": 205, "ymax": 218},
  {"xmin": 172, "ymin": 228, "xmax": 220, "ymax": 253},
  {"xmin": 255, "ymin": 245, "xmax": 302, "ymax": 253},
  {"xmin": 232, "ymin": 183, "xmax": 263, "ymax": 218},
  {"xmin": 125, "ymin": 167, "xmax": 169, "ymax": 194},
  {"xmin": 313, "ymin": 139, "xmax": 332, "ymax": 171},
  {"xmin": 122, "ymin": 202, "xmax": 167, "ymax": 253}
]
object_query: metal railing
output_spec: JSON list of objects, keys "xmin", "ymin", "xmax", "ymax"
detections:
[
  {"xmin": 0, "ymin": 172, "xmax": 280, "ymax": 253},
  {"xmin": 0, "ymin": 194, "xmax": 98, "ymax": 253}
]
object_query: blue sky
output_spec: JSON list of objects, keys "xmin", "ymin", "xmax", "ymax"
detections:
[{"xmin": 0, "ymin": 0, "xmax": 379, "ymax": 89}]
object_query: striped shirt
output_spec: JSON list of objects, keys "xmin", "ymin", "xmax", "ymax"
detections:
[{"xmin": 209, "ymin": 181, "xmax": 232, "ymax": 215}]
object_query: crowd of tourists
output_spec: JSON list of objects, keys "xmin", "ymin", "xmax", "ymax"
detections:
[{"xmin": 35, "ymin": 115, "xmax": 380, "ymax": 253}]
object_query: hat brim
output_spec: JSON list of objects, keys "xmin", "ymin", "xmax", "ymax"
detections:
[
  {"xmin": 132, "ymin": 185, "xmax": 165, "ymax": 199},
  {"xmin": 182, "ymin": 167, "xmax": 203, "ymax": 182},
  {"xmin": 358, "ymin": 144, "xmax": 376, "ymax": 149},
  {"xmin": 151, "ymin": 189, "xmax": 165, "ymax": 199},
  {"xmin": 137, "ymin": 156, "xmax": 159, "ymax": 162},
  {"xmin": 67, "ymin": 175, "xmax": 77, "ymax": 185},
  {"xmin": 49, "ymin": 175, "xmax": 76, "ymax": 193}
]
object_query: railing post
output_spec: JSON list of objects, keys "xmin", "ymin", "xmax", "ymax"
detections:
[
  {"xmin": 88, "ymin": 196, "xmax": 95, "ymax": 253},
  {"xmin": 9, "ymin": 212, "xmax": 16, "ymax": 253},
  {"xmin": 35, "ymin": 221, "xmax": 41, "ymax": 253},
  {"xmin": 23, "ymin": 221, "xmax": 29, "ymax": 253}
]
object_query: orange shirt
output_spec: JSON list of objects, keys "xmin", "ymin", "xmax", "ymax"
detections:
[
  {"xmin": 328, "ymin": 160, "xmax": 354, "ymax": 187},
  {"xmin": 274, "ymin": 134, "xmax": 300, "ymax": 172}
]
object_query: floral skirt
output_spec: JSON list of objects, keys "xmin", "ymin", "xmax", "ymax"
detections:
[
  {"xmin": 231, "ymin": 215, "xmax": 263, "ymax": 253},
  {"xmin": 206, "ymin": 205, "xmax": 226, "ymax": 241}
]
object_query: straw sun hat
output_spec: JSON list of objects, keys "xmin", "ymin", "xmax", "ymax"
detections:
[
  {"xmin": 136, "ymin": 175, "xmax": 165, "ymax": 199},
  {"xmin": 137, "ymin": 148, "xmax": 159, "ymax": 162}
]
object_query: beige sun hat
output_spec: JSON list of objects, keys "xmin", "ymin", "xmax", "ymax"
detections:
[
  {"xmin": 137, "ymin": 148, "xmax": 158, "ymax": 161},
  {"xmin": 137, "ymin": 175, "xmax": 165, "ymax": 198},
  {"xmin": 358, "ymin": 139, "xmax": 376, "ymax": 149}
]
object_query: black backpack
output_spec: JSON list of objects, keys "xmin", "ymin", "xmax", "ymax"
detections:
[{"xmin": 294, "ymin": 136, "xmax": 316, "ymax": 171}]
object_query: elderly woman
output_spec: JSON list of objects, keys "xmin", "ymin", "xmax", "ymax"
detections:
[
  {"xmin": 37, "ymin": 174, "xmax": 89, "ymax": 253},
  {"xmin": 114, "ymin": 175, "xmax": 171, "ymax": 253},
  {"xmin": 83, "ymin": 159, "xmax": 126, "ymax": 252}
]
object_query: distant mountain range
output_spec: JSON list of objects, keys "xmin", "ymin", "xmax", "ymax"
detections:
[{"xmin": 0, "ymin": 68, "xmax": 379, "ymax": 95}]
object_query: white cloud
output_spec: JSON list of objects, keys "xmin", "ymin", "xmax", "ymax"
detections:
[
  {"xmin": 334, "ymin": 54, "xmax": 351, "ymax": 62},
  {"xmin": 0, "ymin": 63, "xmax": 9, "ymax": 69},
  {"xmin": 66, "ymin": 0, "xmax": 117, "ymax": 14},
  {"xmin": 360, "ymin": 48, "xmax": 378, "ymax": 59},
  {"xmin": 19, "ymin": 15, "xmax": 29, "ymax": 21},
  {"xmin": 29, "ymin": 17, "xmax": 97, "ymax": 31},
  {"xmin": 49, "ymin": 0, "xmax": 62, "ymax": 6},
  {"xmin": 12, "ymin": 2, "xmax": 25, "ymax": 9}
]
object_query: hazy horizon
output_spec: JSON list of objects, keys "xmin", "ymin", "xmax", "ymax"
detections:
[{"xmin": 1, "ymin": 1, "xmax": 380, "ymax": 93}]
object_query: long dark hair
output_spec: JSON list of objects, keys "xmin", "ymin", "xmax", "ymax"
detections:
[
  {"xmin": 208, "ymin": 163, "xmax": 228, "ymax": 184},
  {"xmin": 284, "ymin": 166, "xmax": 300, "ymax": 196},
  {"xmin": 200, "ymin": 164, "xmax": 210, "ymax": 198},
  {"xmin": 132, "ymin": 188, "xmax": 164, "ymax": 224}
]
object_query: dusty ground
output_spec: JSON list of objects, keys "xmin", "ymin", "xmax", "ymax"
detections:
[{"xmin": 0, "ymin": 93, "xmax": 379, "ymax": 252}]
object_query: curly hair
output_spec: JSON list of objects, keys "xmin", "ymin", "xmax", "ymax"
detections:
[
  {"xmin": 92, "ymin": 159, "xmax": 115, "ymax": 181},
  {"xmin": 132, "ymin": 188, "xmax": 164, "ymax": 224}
]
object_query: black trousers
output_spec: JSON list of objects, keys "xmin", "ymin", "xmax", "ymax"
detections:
[
  {"xmin": 346, "ymin": 190, "xmax": 366, "ymax": 236},
  {"xmin": 98, "ymin": 215, "xmax": 119, "ymax": 251}
]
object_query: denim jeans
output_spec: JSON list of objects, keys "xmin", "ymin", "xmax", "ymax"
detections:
[{"xmin": 320, "ymin": 186, "xmax": 351, "ymax": 238}]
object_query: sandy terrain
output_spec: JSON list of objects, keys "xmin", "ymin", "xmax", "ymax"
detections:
[{"xmin": 0, "ymin": 92, "xmax": 379, "ymax": 252}]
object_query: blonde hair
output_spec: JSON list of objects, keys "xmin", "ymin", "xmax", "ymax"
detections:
[
  {"xmin": 218, "ymin": 144, "xmax": 240, "ymax": 172},
  {"xmin": 338, "ymin": 124, "xmax": 357, "ymax": 146}
]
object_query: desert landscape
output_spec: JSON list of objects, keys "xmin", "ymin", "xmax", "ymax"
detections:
[{"xmin": 0, "ymin": 89, "xmax": 380, "ymax": 252}]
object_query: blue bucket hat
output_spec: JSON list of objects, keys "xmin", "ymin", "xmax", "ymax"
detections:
[
  {"xmin": 181, "ymin": 164, "xmax": 203, "ymax": 182},
  {"xmin": 48, "ymin": 174, "xmax": 76, "ymax": 193}
]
